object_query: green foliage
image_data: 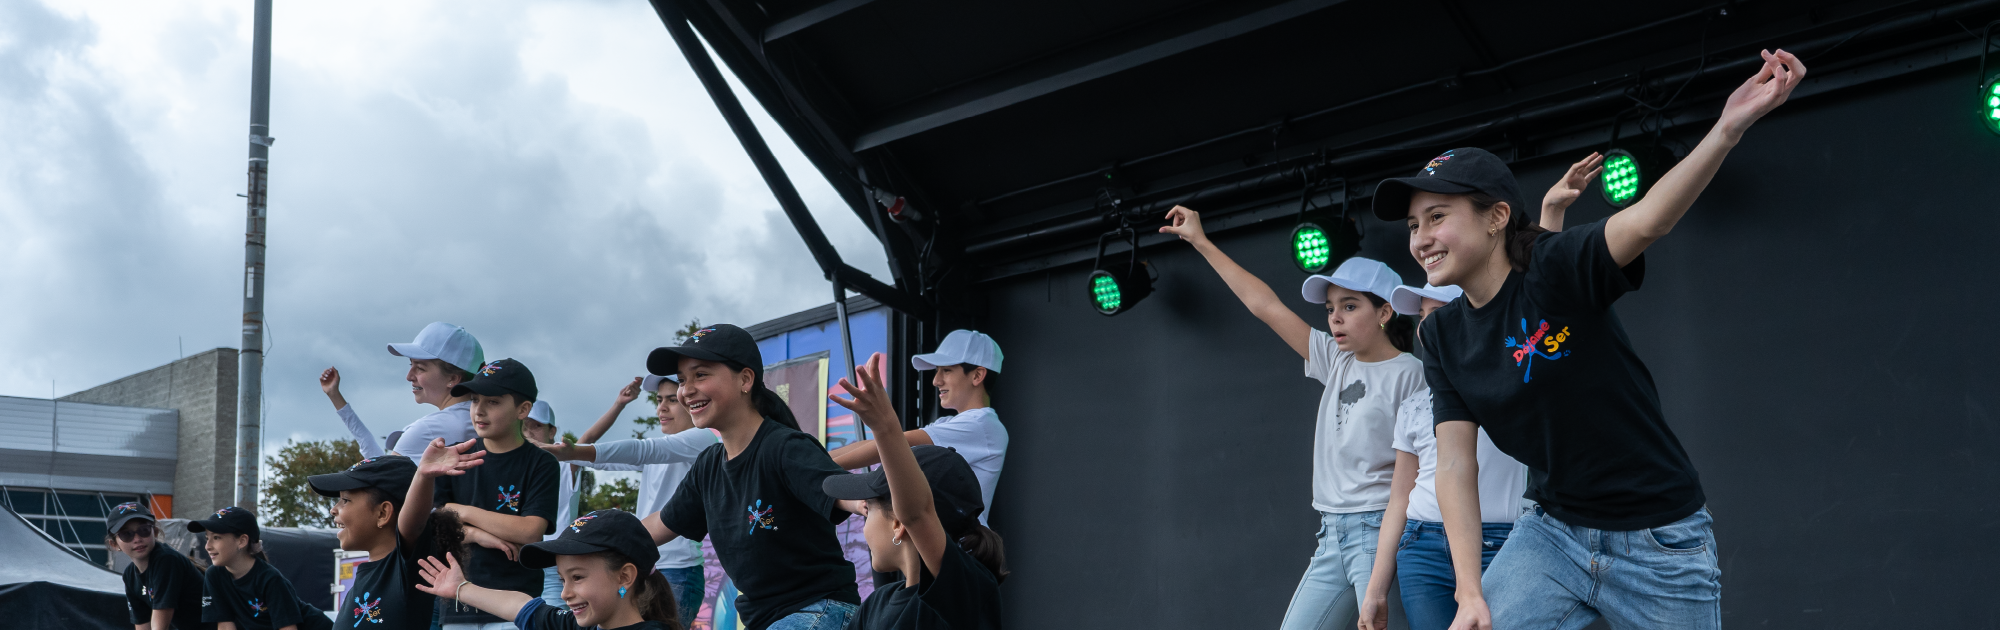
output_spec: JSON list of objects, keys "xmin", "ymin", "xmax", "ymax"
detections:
[
  {"xmin": 579, "ymin": 477, "xmax": 641, "ymax": 513},
  {"xmin": 672, "ymin": 319, "xmax": 703, "ymax": 344},
  {"xmin": 260, "ymin": 438, "xmax": 363, "ymax": 527}
]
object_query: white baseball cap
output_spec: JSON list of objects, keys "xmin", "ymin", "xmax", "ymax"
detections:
[
  {"xmin": 1390, "ymin": 284, "xmax": 1465, "ymax": 315},
  {"xmin": 527, "ymin": 400, "xmax": 555, "ymax": 427},
  {"xmin": 640, "ymin": 373, "xmax": 678, "ymax": 393},
  {"xmin": 911, "ymin": 329, "xmax": 1003, "ymax": 373},
  {"xmin": 1300, "ymin": 257, "xmax": 1402, "ymax": 304},
  {"xmin": 387, "ymin": 322, "xmax": 485, "ymax": 375}
]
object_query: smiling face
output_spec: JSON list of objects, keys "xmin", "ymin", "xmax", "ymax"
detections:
[
  {"xmin": 655, "ymin": 381, "xmax": 695, "ymax": 434},
  {"xmin": 1406, "ymin": 190, "xmax": 1510, "ymax": 288},
  {"xmin": 113, "ymin": 520, "xmax": 155, "ymax": 559},
  {"xmin": 858, "ymin": 498, "xmax": 905, "ymax": 572},
  {"xmin": 932, "ymin": 364, "xmax": 987, "ymax": 412},
  {"xmin": 203, "ymin": 531, "xmax": 249, "ymax": 567},
  {"xmin": 406, "ymin": 359, "xmax": 462, "ymax": 406},
  {"xmin": 329, "ymin": 489, "xmax": 393, "ymax": 552},
  {"xmin": 1322, "ymin": 284, "xmax": 1395, "ymax": 355},
  {"xmin": 555, "ymin": 553, "xmax": 638, "ymax": 628},
  {"xmin": 675, "ymin": 358, "xmax": 753, "ymax": 430},
  {"xmin": 470, "ymin": 393, "xmax": 531, "ymax": 440}
]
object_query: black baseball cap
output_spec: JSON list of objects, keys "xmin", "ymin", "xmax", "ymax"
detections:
[
  {"xmin": 307, "ymin": 455, "xmax": 418, "ymax": 506},
  {"xmin": 822, "ymin": 445, "xmax": 986, "ymax": 536},
  {"xmin": 187, "ymin": 505, "xmax": 260, "ymax": 541},
  {"xmin": 1371, "ymin": 147, "xmax": 1527, "ymax": 222},
  {"xmin": 106, "ymin": 501, "xmax": 155, "ymax": 534},
  {"xmin": 450, "ymin": 358, "xmax": 537, "ymax": 402},
  {"xmin": 520, "ymin": 509, "xmax": 660, "ymax": 570},
  {"xmin": 647, "ymin": 324, "xmax": 763, "ymax": 379}
]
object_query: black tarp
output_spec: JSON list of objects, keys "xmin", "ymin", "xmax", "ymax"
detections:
[{"xmin": 0, "ymin": 505, "xmax": 126, "ymax": 630}]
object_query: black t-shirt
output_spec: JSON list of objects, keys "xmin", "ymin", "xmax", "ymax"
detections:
[
  {"xmin": 335, "ymin": 528, "xmax": 438, "ymax": 630},
  {"xmin": 124, "ymin": 542, "xmax": 212, "ymax": 630},
  {"xmin": 659, "ymin": 418, "xmax": 858, "ymax": 630},
  {"xmin": 432, "ymin": 438, "xmax": 560, "ymax": 623},
  {"xmin": 1420, "ymin": 219, "xmax": 1704, "ymax": 531},
  {"xmin": 850, "ymin": 538, "xmax": 1001, "ymax": 630},
  {"xmin": 512, "ymin": 598, "xmax": 676, "ymax": 630},
  {"xmin": 199, "ymin": 560, "xmax": 333, "ymax": 630}
]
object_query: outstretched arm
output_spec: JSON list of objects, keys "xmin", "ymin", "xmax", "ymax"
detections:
[
  {"xmin": 832, "ymin": 353, "xmax": 948, "ymax": 574},
  {"xmin": 416, "ymin": 554, "xmax": 535, "ymax": 623},
  {"xmin": 828, "ymin": 430, "xmax": 936, "ymax": 470},
  {"xmin": 1540, "ymin": 153, "xmax": 1604, "ymax": 232},
  {"xmin": 1605, "ymin": 49, "xmax": 1804, "ymax": 266},
  {"xmin": 323, "ymin": 367, "xmax": 388, "ymax": 459},
  {"xmin": 640, "ymin": 512, "xmax": 682, "ymax": 545},
  {"xmin": 1160, "ymin": 205, "xmax": 1314, "ymax": 359},
  {"xmin": 579, "ymin": 377, "xmax": 643, "ymax": 444}
]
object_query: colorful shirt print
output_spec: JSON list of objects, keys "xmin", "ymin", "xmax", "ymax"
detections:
[
  {"xmin": 350, "ymin": 592, "xmax": 382, "ymax": 626},
  {"xmin": 1503, "ymin": 318, "xmax": 1571, "ymax": 382},
  {"xmin": 746, "ymin": 499, "xmax": 777, "ymax": 534},
  {"xmin": 496, "ymin": 484, "xmax": 522, "ymax": 512}
]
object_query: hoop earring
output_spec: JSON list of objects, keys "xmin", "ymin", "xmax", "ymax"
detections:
[{"xmin": 893, "ymin": 538, "xmax": 902, "ymax": 546}]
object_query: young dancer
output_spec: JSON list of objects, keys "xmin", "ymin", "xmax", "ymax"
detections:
[
  {"xmin": 321, "ymin": 322, "xmax": 485, "ymax": 457},
  {"xmin": 1358, "ymin": 156, "xmax": 1596, "ymax": 630},
  {"xmin": 1374, "ymin": 50, "xmax": 1805, "ymax": 630},
  {"xmin": 830, "ymin": 330, "xmax": 1008, "ymax": 526},
  {"xmin": 535, "ymin": 375, "xmax": 717, "ymax": 627},
  {"xmin": 109, "ymin": 501, "xmax": 210, "ymax": 630},
  {"xmin": 1161, "ymin": 207, "xmax": 1422, "ymax": 630},
  {"xmin": 189, "ymin": 507, "xmax": 334, "ymax": 630},
  {"xmin": 522, "ymin": 399, "xmax": 637, "ymax": 609},
  {"xmin": 414, "ymin": 509, "xmax": 681, "ymax": 630},
  {"xmin": 308, "ymin": 455, "xmax": 440, "ymax": 630},
  {"xmin": 401, "ymin": 358, "xmax": 562, "ymax": 630},
  {"xmin": 822, "ymin": 352, "xmax": 1004, "ymax": 629},
  {"xmin": 635, "ymin": 324, "xmax": 860, "ymax": 630}
]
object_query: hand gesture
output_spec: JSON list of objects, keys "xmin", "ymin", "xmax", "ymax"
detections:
[
  {"xmin": 614, "ymin": 377, "xmax": 642, "ymax": 406},
  {"xmin": 1717, "ymin": 49, "xmax": 1805, "ymax": 138},
  {"xmin": 415, "ymin": 553, "xmax": 466, "ymax": 599},
  {"xmin": 1446, "ymin": 595, "xmax": 1493, "ymax": 630},
  {"xmin": 416, "ymin": 438, "xmax": 486, "ymax": 479},
  {"xmin": 1158, "ymin": 205, "xmax": 1210, "ymax": 246},
  {"xmin": 1543, "ymin": 152, "xmax": 1603, "ymax": 214},
  {"xmin": 527, "ymin": 433, "xmax": 582, "ymax": 462},
  {"xmin": 319, "ymin": 367, "xmax": 342, "ymax": 396},
  {"xmin": 829, "ymin": 353, "xmax": 900, "ymax": 434}
]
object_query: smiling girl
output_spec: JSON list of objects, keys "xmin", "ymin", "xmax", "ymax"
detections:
[
  {"xmin": 417, "ymin": 509, "xmax": 680, "ymax": 630},
  {"xmin": 1160, "ymin": 211, "xmax": 1423, "ymax": 630},
  {"xmin": 109, "ymin": 501, "xmax": 208, "ymax": 630},
  {"xmin": 190, "ymin": 507, "xmax": 332, "ymax": 630},
  {"xmin": 1372, "ymin": 50, "xmax": 1806, "ymax": 630}
]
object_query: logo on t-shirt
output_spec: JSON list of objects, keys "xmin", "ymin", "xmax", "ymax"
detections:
[
  {"xmin": 140, "ymin": 585, "xmax": 150, "ymax": 598},
  {"xmin": 201, "ymin": 596, "xmax": 212, "ymax": 608},
  {"xmin": 247, "ymin": 598, "xmax": 266, "ymax": 617},
  {"xmin": 1335, "ymin": 381, "xmax": 1367, "ymax": 429},
  {"xmin": 350, "ymin": 592, "xmax": 383, "ymax": 625},
  {"xmin": 746, "ymin": 500, "xmax": 777, "ymax": 534},
  {"xmin": 1504, "ymin": 318, "xmax": 1572, "ymax": 382},
  {"xmin": 495, "ymin": 485, "xmax": 522, "ymax": 512}
]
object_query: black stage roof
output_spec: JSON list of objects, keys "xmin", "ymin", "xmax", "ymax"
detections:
[{"xmin": 658, "ymin": 0, "xmax": 1998, "ymax": 309}]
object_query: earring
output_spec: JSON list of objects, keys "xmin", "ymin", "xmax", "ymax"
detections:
[
  {"xmin": 892, "ymin": 537, "xmax": 902, "ymax": 546},
  {"xmin": 1489, "ymin": 227, "xmax": 1497, "ymax": 235},
  {"xmin": 1379, "ymin": 322, "xmax": 1387, "ymax": 330},
  {"xmin": 618, "ymin": 586, "xmax": 627, "ymax": 599}
]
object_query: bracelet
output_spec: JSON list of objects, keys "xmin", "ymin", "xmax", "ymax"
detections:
[{"xmin": 455, "ymin": 579, "xmax": 469, "ymax": 602}]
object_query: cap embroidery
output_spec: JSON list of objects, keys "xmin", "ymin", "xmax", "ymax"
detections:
[
  {"xmin": 568, "ymin": 514, "xmax": 598, "ymax": 533},
  {"xmin": 114, "ymin": 502, "xmax": 142, "ymax": 514},
  {"xmin": 1423, "ymin": 150, "xmax": 1456, "ymax": 175},
  {"xmin": 688, "ymin": 328, "xmax": 716, "ymax": 343},
  {"xmin": 479, "ymin": 362, "xmax": 504, "ymax": 376},
  {"xmin": 347, "ymin": 458, "xmax": 376, "ymax": 471},
  {"xmin": 213, "ymin": 507, "xmax": 238, "ymax": 518}
]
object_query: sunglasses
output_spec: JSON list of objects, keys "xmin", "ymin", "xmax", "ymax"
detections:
[{"xmin": 115, "ymin": 523, "xmax": 156, "ymax": 542}]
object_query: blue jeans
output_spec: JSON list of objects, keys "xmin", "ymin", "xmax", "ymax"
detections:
[
  {"xmin": 1395, "ymin": 520, "xmax": 1512, "ymax": 630},
  {"xmin": 765, "ymin": 599, "xmax": 858, "ymax": 630},
  {"xmin": 1281, "ymin": 510, "xmax": 1404, "ymax": 630},
  {"xmin": 541, "ymin": 566, "xmax": 564, "ymax": 607},
  {"xmin": 661, "ymin": 565, "xmax": 704, "ymax": 628},
  {"xmin": 1484, "ymin": 507, "xmax": 1721, "ymax": 629}
]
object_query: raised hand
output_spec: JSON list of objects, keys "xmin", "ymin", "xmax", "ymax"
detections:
[
  {"xmin": 1717, "ymin": 49, "xmax": 1806, "ymax": 138},
  {"xmin": 1159, "ymin": 205, "xmax": 1210, "ymax": 245},
  {"xmin": 1543, "ymin": 152, "xmax": 1604, "ymax": 214},
  {"xmin": 416, "ymin": 438, "xmax": 486, "ymax": 478},
  {"xmin": 829, "ymin": 352, "xmax": 900, "ymax": 433},
  {"xmin": 319, "ymin": 367, "xmax": 349, "ymax": 410},
  {"xmin": 614, "ymin": 376, "xmax": 642, "ymax": 406},
  {"xmin": 415, "ymin": 553, "xmax": 466, "ymax": 599}
]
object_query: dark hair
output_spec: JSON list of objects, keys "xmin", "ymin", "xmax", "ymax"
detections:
[
  {"xmin": 422, "ymin": 359, "xmax": 476, "ymax": 389},
  {"xmin": 866, "ymin": 498, "xmax": 1010, "ymax": 584},
  {"xmin": 951, "ymin": 364, "xmax": 995, "ymax": 396},
  {"xmin": 595, "ymin": 551, "xmax": 682, "ymax": 629},
  {"xmin": 1361, "ymin": 294, "xmax": 1415, "ymax": 354},
  {"xmin": 359, "ymin": 486, "xmax": 402, "ymax": 511},
  {"xmin": 202, "ymin": 531, "xmax": 270, "ymax": 563},
  {"xmin": 723, "ymin": 360, "xmax": 802, "ymax": 432},
  {"xmin": 1470, "ymin": 192, "xmax": 1545, "ymax": 272},
  {"xmin": 430, "ymin": 508, "xmax": 469, "ymax": 568}
]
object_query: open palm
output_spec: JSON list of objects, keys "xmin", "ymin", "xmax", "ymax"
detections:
[{"xmin": 1718, "ymin": 49, "xmax": 1806, "ymax": 137}]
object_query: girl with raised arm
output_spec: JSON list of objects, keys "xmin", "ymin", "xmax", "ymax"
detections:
[
  {"xmin": 320, "ymin": 322, "xmax": 485, "ymax": 457},
  {"xmin": 417, "ymin": 508, "xmax": 681, "ymax": 630}
]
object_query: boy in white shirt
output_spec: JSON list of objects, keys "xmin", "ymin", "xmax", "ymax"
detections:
[{"xmin": 829, "ymin": 329, "xmax": 1008, "ymax": 526}]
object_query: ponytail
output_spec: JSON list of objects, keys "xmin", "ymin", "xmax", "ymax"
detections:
[
  {"xmin": 1362, "ymin": 294, "xmax": 1416, "ymax": 354},
  {"xmin": 1470, "ymin": 192, "xmax": 1546, "ymax": 273},
  {"xmin": 430, "ymin": 508, "xmax": 469, "ymax": 568},
  {"xmin": 725, "ymin": 360, "xmax": 802, "ymax": 433},
  {"xmin": 958, "ymin": 524, "xmax": 1010, "ymax": 584},
  {"xmin": 598, "ymin": 553, "xmax": 682, "ymax": 630}
]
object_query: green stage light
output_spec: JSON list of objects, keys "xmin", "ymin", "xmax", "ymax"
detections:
[
  {"xmin": 1291, "ymin": 223, "xmax": 1332, "ymax": 272},
  {"xmin": 1087, "ymin": 229, "xmax": 1156, "ymax": 316},
  {"xmin": 1600, "ymin": 149, "xmax": 1642, "ymax": 208},
  {"xmin": 1983, "ymin": 81, "xmax": 2000, "ymax": 135},
  {"xmin": 1089, "ymin": 271, "xmax": 1122, "ymax": 314}
]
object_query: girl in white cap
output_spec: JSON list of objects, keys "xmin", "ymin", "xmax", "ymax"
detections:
[
  {"xmin": 830, "ymin": 330, "xmax": 1008, "ymax": 527},
  {"xmin": 320, "ymin": 321, "xmax": 485, "ymax": 458},
  {"xmin": 1160, "ymin": 208, "xmax": 1421, "ymax": 630},
  {"xmin": 1374, "ymin": 51, "xmax": 1805, "ymax": 630}
]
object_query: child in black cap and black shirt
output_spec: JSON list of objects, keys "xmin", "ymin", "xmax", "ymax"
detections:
[
  {"xmin": 823, "ymin": 353, "xmax": 1003, "ymax": 630},
  {"xmin": 399, "ymin": 358, "xmax": 562, "ymax": 629},
  {"xmin": 637, "ymin": 324, "xmax": 860, "ymax": 630},
  {"xmin": 189, "ymin": 506, "xmax": 333, "ymax": 630},
  {"xmin": 414, "ymin": 508, "xmax": 681, "ymax": 630},
  {"xmin": 109, "ymin": 501, "xmax": 211, "ymax": 630},
  {"xmin": 307, "ymin": 455, "xmax": 438, "ymax": 630}
]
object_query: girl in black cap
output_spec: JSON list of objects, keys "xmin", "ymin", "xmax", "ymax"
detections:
[
  {"xmin": 636, "ymin": 324, "xmax": 861, "ymax": 630},
  {"xmin": 1374, "ymin": 51, "xmax": 1805, "ymax": 630},
  {"xmin": 108, "ymin": 501, "xmax": 211, "ymax": 630},
  {"xmin": 188, "ymin": 506, "xmax": 333, "ymax": 630},
  {"xmin": 414, "ymin": 508, "xmax": 680, "ymax": 630},
  {"xmin": 822, "ymin": 353, "xmax": 1004, "ymax": 630}
]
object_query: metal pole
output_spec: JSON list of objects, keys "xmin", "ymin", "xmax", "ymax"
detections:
[
  {"xmin": 235, "ymin": 0, "xmax": 272, "ymax": 510},
  {"xmin": 832, "ymin": 279, "xmax": 862, "ymax": 441}
]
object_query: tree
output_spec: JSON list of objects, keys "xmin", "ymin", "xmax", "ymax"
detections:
[
  {"xmin": 672, "ymin": 319, "xmax": 703, "ymax": 344},
  {"xmin": 261, "ymin": 438, "xmax": 363, "ymax": 527},
  {"xmin": 579, "ymin": 478, "xmax": 641, "ymax": 513}
]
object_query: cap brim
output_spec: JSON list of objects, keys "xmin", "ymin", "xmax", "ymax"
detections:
[
  {"xmin": 450, "ymin": 379, "xmax": 519, "ymax": 399},
  {"xmin": 386, "ymin": 342, "xmax": 438, "ymax": 360},
  {"xmin": 108, "ymin": 513, "xmax": 155, "ymax": 534},
  {"xmin": 185, "ymin": 519, "xmax": 231, "ymax": 534},
  {"xmin": 519, "ymin": 538, "xmax": 613, "ymax": 570},
  {"xmin": 306, "ymin": 471, "xmax": 369, "ymax": 499},
  {"xmin": 646, "ymin": 346, "xmax": 732, "ymax": 377},
  {"xmin": 1389, "ymin": 286, "xmax": 1423, "ymax": 315},
  {"xmin": 1371, "ymin": 177, "xmax": 1479, "ymax": 222},
  {"xmin": 910, "ymin": 352, "xmax": 952, "ymax": 371},
  {"xmin": 820, "ymin": 470, "xmax": 888, "ymax": 501}
]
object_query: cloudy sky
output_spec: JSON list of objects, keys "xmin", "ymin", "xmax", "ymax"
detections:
[{"xmin": 0, "ymin": 0, "xmax": 889, "ymax": 478}]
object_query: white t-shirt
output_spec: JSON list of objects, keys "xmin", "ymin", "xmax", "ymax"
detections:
[
  {"xmin": 592, "ymin": 428, "xmax": 721, "ymax": 568},
  {"xmin": 1305, "ymin": 329, "xmax": 1424, "ymax": 514},
  {"xmin": 920, "ymin": 407, "xmax": 1008, "ymax": 525},
  {"xmin": 337, "ymin": 401, "xmax": 477, "ymax": 459},
  {"xmin": 1392, "ymin": 389, "xmax": 1534, "ymax": 524}
]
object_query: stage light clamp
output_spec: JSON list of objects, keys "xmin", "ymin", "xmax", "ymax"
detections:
[{"xmin": 1087, "ymin": 226, "xmax": 1156, "ymax": 316}]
